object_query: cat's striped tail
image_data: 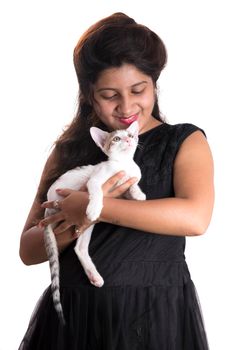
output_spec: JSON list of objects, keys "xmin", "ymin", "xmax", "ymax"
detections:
[{"xmin": 44, "ymin": 224, "xmax": 65, "ymax": 325}]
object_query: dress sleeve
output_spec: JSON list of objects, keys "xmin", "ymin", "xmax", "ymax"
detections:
[{"xmin": 173, "ymin": 123, "xmax": 206, "ymax": 159}]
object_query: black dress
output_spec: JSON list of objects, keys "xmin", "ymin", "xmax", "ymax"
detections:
[{"xmin": 19, "ymin": 123, "xmax": 209, "ymax": 350}]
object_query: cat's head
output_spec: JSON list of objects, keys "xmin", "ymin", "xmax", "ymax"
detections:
[{"xmin": 90, "ymin": 121, "xmax": 139, "ymax": 158}]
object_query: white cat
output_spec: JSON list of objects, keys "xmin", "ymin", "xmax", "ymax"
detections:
[{"xmin": 44, "ymin": 121, "xmax": 146, "ymax": 324}]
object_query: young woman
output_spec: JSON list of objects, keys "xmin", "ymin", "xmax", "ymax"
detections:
[{"xmin": 19, "ymin": 12, "xmax": 214, "ymax": 349}]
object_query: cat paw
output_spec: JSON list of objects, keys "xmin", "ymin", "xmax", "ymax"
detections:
[
  {"xmin": 135, "ymin": 192, "xmax": 146, "ymax": 200},
  {"xmin": 128, "ymin": 186, "xmax": 146, "ymax": 201},
  {"xmin": 131, "ymin": 191, "xmax": 146, "ymax": 200},
  {"xmin": 86, "ymin": 203, "xmax": 102, "ymax": 221},
  {"xmin": 86, "ymin": 270, "xmax": 104, "ymax": 288}
]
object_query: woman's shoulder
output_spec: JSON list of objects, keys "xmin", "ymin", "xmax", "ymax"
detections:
[
  {"xmin": 165, "ymin": 122, "xmax": 206, "ymax": 147},
  {"xmin": 138, "ymin": 122, "xmax": 207, "ymax": 165},
  {"xmin": 167, "ymin": 122, "xmax": 205, "ymax": 134},
  {"xmin": 139, "ymin": 121, "xmax": 205, "ymax": 145}
]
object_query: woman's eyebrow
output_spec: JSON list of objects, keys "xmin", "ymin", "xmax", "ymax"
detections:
[{"xmin": 97, "ymin": 81, "xmax": 148, "ymax": 92}]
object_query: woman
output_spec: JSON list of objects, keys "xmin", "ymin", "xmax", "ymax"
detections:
[{"xmin": 19, "ymin": 12, "xmax": 214, "ymax": 349}]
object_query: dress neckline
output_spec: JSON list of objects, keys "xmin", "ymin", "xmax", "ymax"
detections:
[{"xmin": 139, "ymin": 122, "xmax": 168, "ymax": 139}]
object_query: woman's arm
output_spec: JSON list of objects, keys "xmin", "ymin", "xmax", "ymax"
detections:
[
  {"xmin": 100, "ymin": 131, "xmax": 214, "ymax": 236},
  {"xmin": 19, "ymin": 150, "xmax": 78, "ymax": 265},
  {"xmin": 19, "ymin": 151, "xmax": 136, "ymax": 265},
  {"xmin": 40, "ymin": 131, "xmax": 214, "ymax": 238},
  {"xmin": 19, "ymin": 198, "xmax": 77, "ymax": 265}
]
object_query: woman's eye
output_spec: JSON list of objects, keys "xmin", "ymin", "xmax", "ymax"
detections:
[
  {"xmin": 102, "ymin": 94, "xmax": 117, "ymax": 100},
  {"xmin": 112, "ymin": 136, "xmax": 121, "ymax": 142},
  {"xmin": 132, "ymin": 89, "xmax": 144, "ymax": 95}
]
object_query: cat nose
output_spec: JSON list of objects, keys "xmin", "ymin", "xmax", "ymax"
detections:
[{"xmin": 124, "ymin": 137, "xmax": 132, "ymax": 144}]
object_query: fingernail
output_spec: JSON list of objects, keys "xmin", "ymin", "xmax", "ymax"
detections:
[{"xmin": 56, "ymin": 188, "xmax": 62, "ymax": 192}]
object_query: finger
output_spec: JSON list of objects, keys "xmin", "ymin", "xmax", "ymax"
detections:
[
  {"xmin": 102, "ymin": 171, "xmax": 126, "ymax": 192},
  {"xmin": 39, "ymin": 212, "xmax": 64, "ymax": 227},
  {"xmin": 55, "ymin": 188, "xmax": 74, "ymax": 197},
  {"xmin": 41, "ymin": 200, "xmax": 59, "ymax": 209},
  {"xmin": 106, "ymin": 171, "xmax": 126, "ymax": 186},
  {"xmin": 107, "ymin": 177, "xmax": 138, "ymax": 198},
  {"xmin": 79, "ymin": 185, "xmax": 87, "ymax": 192},
  {"xmin": 73, "ymin": 225, "xmax": 83, "ymax": 238},
  {"xmin": 53, "ymin": 222, "xmax": 73, "ymax": 235},
  {"xmin": 72, "ymin": 223, "xmax": 95, "ymax": 238}
]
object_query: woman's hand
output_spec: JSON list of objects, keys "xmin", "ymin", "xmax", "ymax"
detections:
[
  {"xmin": 102, "ymin": 171, "xmax": 138, "ymax": 198},
  {"xmin": 40, "ymin": 190, "xmax": 91, "ymax": 235},
  {"xmin": 39, "ymin": 171, "xmax": 138, "ymax": 235}
]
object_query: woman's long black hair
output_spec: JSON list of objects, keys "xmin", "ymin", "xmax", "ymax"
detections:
[{"xmin": 38, "ymin": 12, "xmax": 167, "ymax": 201}]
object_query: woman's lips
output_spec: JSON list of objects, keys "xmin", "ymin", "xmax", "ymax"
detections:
[{"xmin": 118, "ymin": 114, "xmax": 138, "ymax": 125}]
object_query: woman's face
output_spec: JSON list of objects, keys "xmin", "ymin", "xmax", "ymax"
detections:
[{"xmin": 92, "ymin": 64, "xmax": 160, "ymax": 134}]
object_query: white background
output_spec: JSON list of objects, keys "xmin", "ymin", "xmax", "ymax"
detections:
[{"xmin": 0, "ymin": 0, "xmax": 233, "ymax": 349}]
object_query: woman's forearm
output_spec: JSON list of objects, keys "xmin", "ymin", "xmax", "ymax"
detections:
[
  {"xmin": 19, "ymin": 226, "xmax": 48, "ymax": 265},
  {"xmin": 19, "ymin": 226, "xmax": 74, "ymax": 266},
  {"xmin": 101, "ymin": 197, "xmax": 212, "ymax": 236}
]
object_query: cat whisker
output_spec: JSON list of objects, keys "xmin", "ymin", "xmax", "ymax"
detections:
[{"xmin": 137, "ymin": 142, "xmax": 144, "ymax": 151}]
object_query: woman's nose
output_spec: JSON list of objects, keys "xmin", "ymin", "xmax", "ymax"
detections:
[{"xmin": 117, "ymin": 96, "xmax": 134, "ymax": 115}]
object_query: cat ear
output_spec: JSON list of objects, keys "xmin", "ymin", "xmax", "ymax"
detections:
[
  {"xmin": 90, "ymin": 127, "xmax": 109, "ymax": 150},
  {"xmin": 127, "ymin": 121, "xmax": 139, "ymax": 136}
]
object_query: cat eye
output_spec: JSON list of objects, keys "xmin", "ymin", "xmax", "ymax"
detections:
[{"xmin": 112, "ymin": 136, "xmax": 121, "ymax": 142}]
